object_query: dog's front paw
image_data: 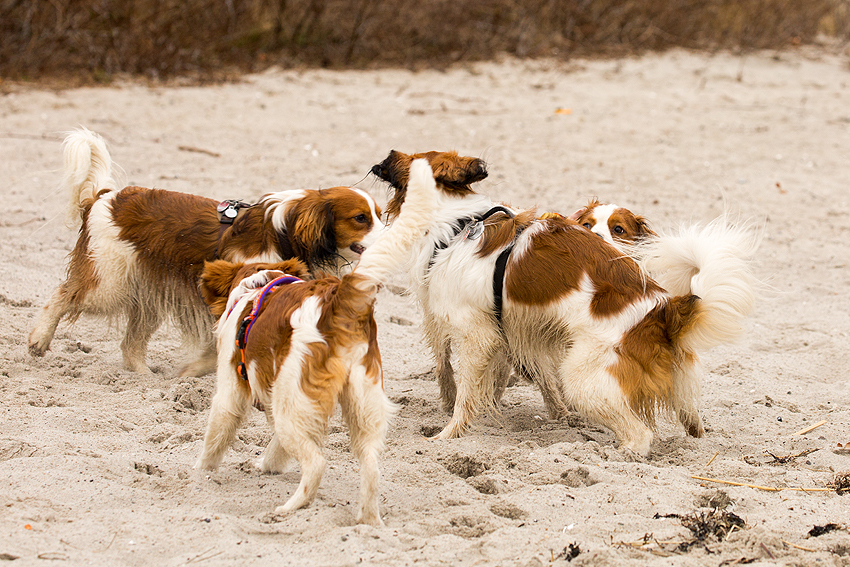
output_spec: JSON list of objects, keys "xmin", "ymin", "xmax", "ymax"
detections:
[
  {"xmin": 257, "ymin": 453, "xmax": 290, "ymax": 474},
  {"xmin": 356, "ymin": 509, "xmax": 385, "ymax": 528},
  {"xmin": 122, "ymin": 357, "xmax": 153, "ymax": 374},
  {"xmin": 28, "ymin": 341, "xmax": 48, "ymax": 357},
  {"xmin": 179, "ymin": 357, "xmax": 216, "ymax": 378},
  {"xmin": 28, "ymin": 330, "xmax": 51, "ymax": 357},
  {"xmin": 428, "ymin": 424, "xmax": 465, "ymax": 440},
  {"xmin": 194, "ymin": 457, "xmax": 219, "ymax": 471}
]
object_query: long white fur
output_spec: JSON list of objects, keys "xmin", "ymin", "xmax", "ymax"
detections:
[
  {"xmin": 196, "ymin": 158, "xmax": 438, "ymax": 526},
  {"xmin": 355, "ymin": 159, "xmax": 438, "ymax": 288},
  {"xmin": 61, "ymin": 127, "xmax": 120, "ymax": 227},
  {"xmin": 636, "ymin": 216, "xmax": 761, "ymax": 351}
]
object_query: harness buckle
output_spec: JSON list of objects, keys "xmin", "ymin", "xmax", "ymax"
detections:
[
  {"xmin": 217, "ymin": 200, "xmax": 252, "ymax": 225},
  {"xmin": 463, "ymin": 221, "xmax": 485, "ymax": 241}
]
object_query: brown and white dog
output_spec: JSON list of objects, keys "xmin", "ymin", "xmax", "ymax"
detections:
[
  {"xmin": 28, "ymin": 128, "xmax": 383, "ymax": 376},
  {"xmin": 194, "ymin": 158, "xmax": 438, "ymax": 526},
  {"xmin": 569, "ymin": 198, "xmax": 655, "ymax": 248},
  {"xmin": 372, "ymin": 150, "xmax": 759, "ymax": 456}
]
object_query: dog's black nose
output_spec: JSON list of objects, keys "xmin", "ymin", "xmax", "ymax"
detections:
[{"xmin": 371, "ymin": 164, "xmax": 384, "ymax": 177}]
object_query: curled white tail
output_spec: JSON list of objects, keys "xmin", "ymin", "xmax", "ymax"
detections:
[
  {"xmin": 353, "ymin": 158, "xmax": 437, "ymax": 288},
  {"xmin": 61, "ymin": 127, "xmax": 119, "ymax": 227},
  {"xmin": 642, "ymin": 216, "xmax": 762, "ymax": 351}
]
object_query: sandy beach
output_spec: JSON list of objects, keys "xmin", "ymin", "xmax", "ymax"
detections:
[{"xmin": 1, "ymin": 48, "xmax": 849, "ymax": 566}]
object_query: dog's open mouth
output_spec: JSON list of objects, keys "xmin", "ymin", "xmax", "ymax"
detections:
[{"xmin": 350, "ymin": 243, "xmax": 366, "ymax": 255}]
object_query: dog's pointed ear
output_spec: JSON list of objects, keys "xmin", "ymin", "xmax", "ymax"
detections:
[
  {"xmin": 371, "ymin": 150, "xmax": 399, "ymax": 182},
  {"xmin": 200, "ymin": 260, "xmax": 245, "ymax": 316},
  {"xmin": 371, "ymin": 149, "xmax": 413, "ymax": 192},
  {"xmin": 285, "ymin": 194, "xmax": 336, "ymax": 271},
  {"xmin": 429, "ymin": 152, "xmax": 488, "ymax": 191},
  {"xmin": 568, "ymin": 207, "xmax": 587, "ymax": 221}
]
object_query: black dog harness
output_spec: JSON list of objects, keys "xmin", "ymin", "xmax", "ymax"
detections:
[
  {"xmin": 231, "ymin": 274, "xmax": 303, "ymax": 381},
  {"xmin": 430, "ymin": 205, "xmax": 525, "ymax": 323}
]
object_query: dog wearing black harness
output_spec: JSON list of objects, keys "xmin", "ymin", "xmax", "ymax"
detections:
[
  {"xmin": 372, "ymin": 149, "xmax": 759, "ymax": 456},
  {"xmin": 28, "ymin": 128, "xmax": 384, "ymax": 378}
]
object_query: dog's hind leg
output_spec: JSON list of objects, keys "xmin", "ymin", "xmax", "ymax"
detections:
[
  {"xmin": 179, "ymin": 342, "xmax": 218, "ymax": 378},
  {"xmin": 121, "ymin": 301, "xmax": 162, "ymax": 373},
  {"xmin": 195, "ymin": 366, "xmax": 252, "ymax": 470},
  {"xmin": 672, "ymin": 358, "xmax": 704, "ymax": 438},
  {"xmin": 490, "ymin": 348, "xmax": 512, "ymax": 407},
  {"xmin": 558, "ymin": 340, "xmax": 654, "ymax": 456},
  {"xmin": 432, "ymin": 321, "xmax": 503, "ymax": 439},
  {"xmin": 423, "ymin": 314, "xmax": 456, "ymax": 413},
  {"xmin": 28, "ymin": 284, "xmax": 76, "ymax": 357},
  {"xmin": 536, "ymin": 371, "xmax": 571, "ymax": 420},
  {"xmin": 272, "ymin": 380, "xmax": 328, "ymax": 515},
  {"xmin": 340, "ymin": 357, "xmax": 392, "ymax": 527},
  {"xmin": 258, "ymin": 407, "xmax": 293, "ymax": 474}
]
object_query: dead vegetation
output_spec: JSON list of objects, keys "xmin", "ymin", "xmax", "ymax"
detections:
[
  {"xmin": 2, "ymin": 0, "xmax": 850, "ymax": 83},
  {"xmin": 828, "ymin": 471, "xmax": 850, "ymax": 494},
  {"xmin": 653, "ymin": 509, "xmax": 747, "ymax": 552}
]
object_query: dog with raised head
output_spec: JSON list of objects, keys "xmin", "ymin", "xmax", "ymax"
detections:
[
  {"xmin": 372, "ymin": 150, "xmax": 759, "ymax": 456},
  {"xmin": 569, "ymin": 198, "xmax": 655, "ymax": 248},
  {"xmin": 194, "ymin": 159, "xmax": 438, "ymax": 526},
  {"xmin": 28, "ymin": 128, "xmax": 383, "ymax": 376}
]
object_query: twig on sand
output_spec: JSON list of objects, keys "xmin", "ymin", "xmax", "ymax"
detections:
[
  {"xmin": 792, "ymin": 420, "xmax": 827, "ymax": 436},
  {"xmin": 612, "ymin": 537, "xmax": 680, "ymax": 557},
  {"xmin": 706, "ymin": 451, "xmax": 719, "ymax": 467},
  {"xmin": 691, "ymin": 475, "xmax": 831, "ymax": 492},
  {"xmin": 781, "ymin": 539, "xmax": 817, "ymax": 552},
  {"xmin": 178, "ymin": 145, "xmax": 221, "ymax": 157},
  {"xmin": 60, "ymin": 531, "xmax": 118, "ymax": 553},
  {"xmin": 185, "ymin": 548, "xmax": 223, "ymax": 564},
  {"xmin": 765, "ymin": 448, "xmax": 818, "ymax": 464}
]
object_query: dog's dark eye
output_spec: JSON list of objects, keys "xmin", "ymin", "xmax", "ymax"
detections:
[
  {"xmin": 582, "ymin": 223, "xmax": 592, "ymax": 229},
  {"xmin": 613, "ymin": 225, "xmax": 625, "ymax": 234},
  {"xmin": 353, "ymin": 214, "xmax": 369, "ymax": 223}
]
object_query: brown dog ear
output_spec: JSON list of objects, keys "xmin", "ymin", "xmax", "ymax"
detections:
[
  {"xmin": 200, "ymin": 260, "xmax": 245, "ymax": 316},
  {"xmin": 371, "ymin": 150, "xmax": 404, "ymax": 184},
  {"xmin": 426, "ymin": 151, "xmax": 488, "ymax": 191},
  {"xmin": 635, "ymin": 216, "xmax": 656, "ymax": 239},
  {"xmin": 284, "ymin": 193, "xmax": 337, "ymax": 272}
]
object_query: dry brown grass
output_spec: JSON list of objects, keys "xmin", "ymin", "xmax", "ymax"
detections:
[{"xmin": 2, "ymin": 0, "xmax": 849, "ymax": 83}]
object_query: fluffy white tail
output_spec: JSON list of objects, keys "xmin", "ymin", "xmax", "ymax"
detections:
[
  {"xmin": 641, "ymin": 216, "xmax": 762, "ymax": 351},
  {"xmin": 61, "ymin": 127, "xmax": 119, "ymax": 227},
  {"xmin": 353, "ymin": 158, "xmax": 437, "ymax": 287}
]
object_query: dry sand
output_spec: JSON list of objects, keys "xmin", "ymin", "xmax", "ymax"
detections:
[{"xmin": 1, "ymin": 48, "xmax": 849, "ymax": 566}]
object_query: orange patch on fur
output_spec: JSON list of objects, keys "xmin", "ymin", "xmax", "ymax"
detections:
[
  {"xmin": 609, "ymin": 295, "xmax": 701, "ymax": 422},
  {"xmin": 506, "ymin": 217, "xmax": 662, "ymax": 316},
  {"xmin": 477, "ymin": 209, "xmax": 537, "ymax": 257}
]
